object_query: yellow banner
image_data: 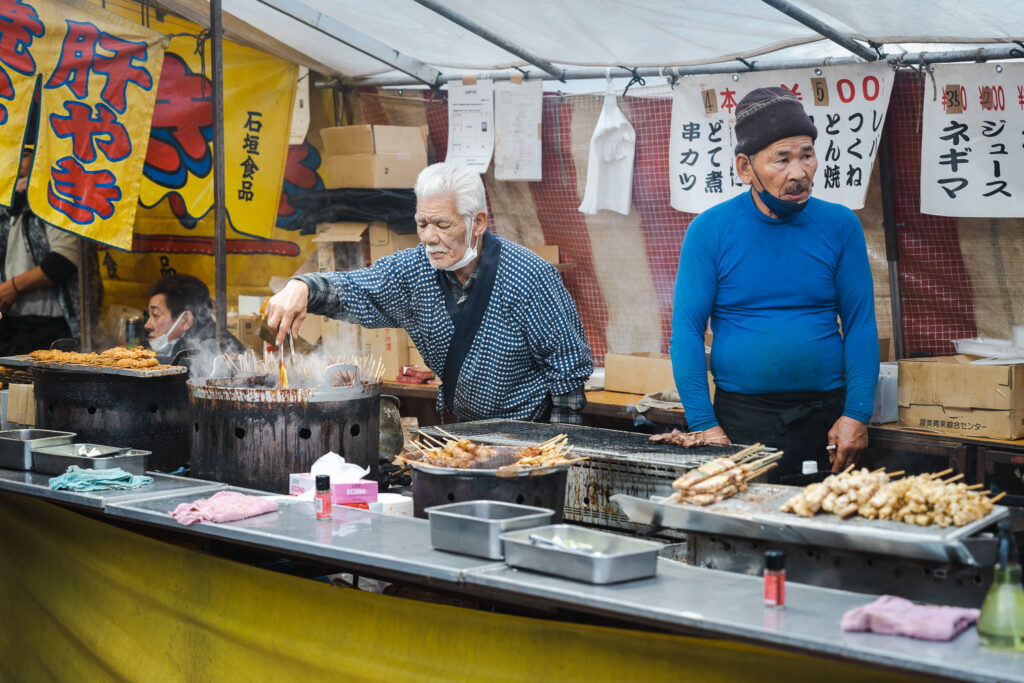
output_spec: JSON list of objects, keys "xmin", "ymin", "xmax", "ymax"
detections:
[
  {"xmin": 9, "ymin": 0, "xmax": 165, "ymax": 250},
  {"xmin": 137, "ymin": 37, "xmax": 296, "ymax": 239},
  {"xmin": 0, "ymin": 493, "xmax": 928, "ymax": 683}
]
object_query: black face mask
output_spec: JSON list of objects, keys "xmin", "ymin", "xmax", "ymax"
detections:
[{"xmin": 751, "ymin": 167, "xmax": 810, "ymax": 220}]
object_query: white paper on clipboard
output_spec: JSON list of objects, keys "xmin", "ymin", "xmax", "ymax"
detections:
[
  {"xmin": 494, "ymin": 79, "xmax": 543, "ymax": 181},
  {"xmin": 446, "ymin": 80, "xmax": 495, "ymax": 173}
]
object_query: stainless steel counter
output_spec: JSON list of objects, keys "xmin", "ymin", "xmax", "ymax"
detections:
[
  {"xmin": 0, "ymin": 469, "xmax": 224, "ymax": 508},
  {"xmin": 4, "ymin": 466, "xmax": 1022, "ymax": 682},
  {"xmin": 459, "ymin": 560, "xmax": 1023, "ymax": 683},
  {"xmin": 104, "ymin": 486, "xmax": 503, "ymax": 585}
]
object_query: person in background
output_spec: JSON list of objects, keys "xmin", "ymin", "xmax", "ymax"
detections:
[
  {"xmin": 266, "ymin": 162, "xmax": 592, "ymax": 424},
  {"xmin": 0, "ymin": 147, "xmax": 101, "ymax": 354},
  {"xmin": 146, "ymin": 274, "xmax": 243, "ymax": 370},
  {"xmin": 670, "ymin": 87, "xmax": 879, "ymax": 480}
]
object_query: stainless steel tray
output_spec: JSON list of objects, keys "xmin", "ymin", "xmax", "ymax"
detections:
[
  {"xmin": 31, "ymin": 444, "xmax": 146, "ymax": 476},
  {"xmin": 0, "ymin": 429, "xmax": 75, "ymax": 470},
  {"xmin": 426, "ymin": 500, "xmax": 554, "ymax": 559},
  {"xmin": 612, "ymin": 486, "xmax": 1010, "ymax": 566},
  {"xmin": 501, "ymin": 524, "xmax": 661, "ymax": 583},
  {"xmin": 0, "ymin": 354, "xmax": 185, "ymax": 378}
]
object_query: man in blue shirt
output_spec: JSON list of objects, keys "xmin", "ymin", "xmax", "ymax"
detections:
[{"xmin": 671, "ymin": 87, "xmax": 878, "ymax": 480}]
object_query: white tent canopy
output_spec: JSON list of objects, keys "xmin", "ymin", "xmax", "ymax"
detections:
[{"xmin": 157, "ymin": 0, "xmax": 1024, "ymax": 83}]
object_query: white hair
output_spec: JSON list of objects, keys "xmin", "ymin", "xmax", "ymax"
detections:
[{"xmin": 414, "ymin": 162, "xmax": 487, "ymax": 223}]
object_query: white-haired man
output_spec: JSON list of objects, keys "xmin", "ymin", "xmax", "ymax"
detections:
[{"xmin": 266, "ymin": 162, "xmax": 593, "ymax": 423}]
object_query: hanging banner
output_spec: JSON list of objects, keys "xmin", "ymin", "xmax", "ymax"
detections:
[
  {"xmin": 669, "ymin": 62, "xmax": 893, "ymax": 214},
  {"xmin": 0, "ymin": 0, "xmax": 165, "ymax": 250},
  {"xmin": 446, "ymin": 79, "xmax": 494, "ymax": 173},
  {"xmin": 920, "ymin": 63, "xmax": 1024, "ymax": 217},
  {"xmin": 494, "ymin": 79, "xmax": 542, "ymax": 180},
  {"xmin": 137, "ymin": 39, "xmax": 295, "ymax": 239}
]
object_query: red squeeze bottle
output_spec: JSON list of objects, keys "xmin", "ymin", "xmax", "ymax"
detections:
[
  {"xmin": 764, "ymin": 550, "xmax": 786, "ymax": 608},
  {"xmin": 314, "ymin": 475, "xmax": 332, "ymax": 520}
]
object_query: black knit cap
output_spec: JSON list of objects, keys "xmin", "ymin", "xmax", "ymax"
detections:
[{"xmin": 733, "ymin": 87, "xmax": 817, "ymax": 156}]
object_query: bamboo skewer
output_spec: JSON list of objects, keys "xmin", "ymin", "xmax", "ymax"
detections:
[
  {"xmin": 929, "ymin": 468, "xmax": 954, "ymax": 479},
  {"xmin": 991, "ymin": 491, "xmax": 1007, "ymax": 503}
]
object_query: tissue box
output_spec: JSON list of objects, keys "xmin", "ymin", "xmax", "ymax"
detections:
[{"xmin": 289, "ymin": 474, "xmax": 379, "ymax": 503}]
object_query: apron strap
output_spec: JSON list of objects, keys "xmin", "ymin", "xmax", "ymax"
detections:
[{"xmin": 440, "ymin": 231, "xmax": 501, "ymax": 412}]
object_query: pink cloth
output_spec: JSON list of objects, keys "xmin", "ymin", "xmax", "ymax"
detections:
[
  {"xmin": 841, "ymin": 595, "xmax": 980, "ymax": 641},
  {"xmin": 170, "ymin": 490, "xmax": 279, "ymax": 526}
]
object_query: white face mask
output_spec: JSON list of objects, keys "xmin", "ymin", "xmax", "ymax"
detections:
[
  {"xmin": 438, "ymin": 221, "xmax": 478, "ymax": 272},
  {"xmin": 149, "ymin": 312, "xmax": 185, "ymax": 353}
]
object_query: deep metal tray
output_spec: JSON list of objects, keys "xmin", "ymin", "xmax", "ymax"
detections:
[
  {"xmin": 31, "ymin": 444, "xmax": 146, "ymax": 476},
  {"xmin": 426, "ymin": 500, "xmax": 554, "ymax": 559},
  {"xmin": 613, "ymin": 486, "xmax": 1010, "ymax": 566},
  {"xmin": 0, "ymin": 429, "xmax": 75, "ymax": 470},
  {"xmin": 501, "ymin": 524, "xmax": 661, "ymax": 584},
  {"xmin": 0, "ymin": 355, "xmax": 185, "ymax": 378}
]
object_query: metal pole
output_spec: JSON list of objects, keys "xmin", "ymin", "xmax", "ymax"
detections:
[
  {"xmin": 211, "ymin": 0, "xmax": 227, "ymax": 350},
  {"xmin": 410, "ymin": 0, "xmax": 565, "ymax": 82},
  {"xmin": 345, "ymin": 45, "xmax": 1024, "ymax": 88},
  {"xmin": 760, "ymin": 0, "xmax": 877, "ymax": 62},
  {"xmin": 878, "ymin": 121, "xmax": 905, "ymax": 360},
  {"xmin": 76, "ymin": 240, "xmax": 91, "ymax": 352}
]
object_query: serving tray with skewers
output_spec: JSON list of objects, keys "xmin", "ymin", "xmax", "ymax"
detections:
[
  {"xmin": 399, "ymin": 430, "xmax": 589, "ymax": 478},
  {"xmin": 613, "ymin": 465, "xmax": 1008, "ymax": 565}
]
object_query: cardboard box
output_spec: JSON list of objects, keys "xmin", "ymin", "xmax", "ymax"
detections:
[
  {"xmin": 369, "ymin": 327, "xmax": 410, "ymax": 381},
  {"xmin": 604, "ymin": 353, "xmax": 675, "ymax": 396},
  {"xmin": 233, "ymin": 314, "xmax": 263, "ymax": 351},
  {"xmin": 897, "ymin": 355, "xmax": 1024, "ymax": 438},
  {"xmin": 369, "ymin": 222, "xmax": 421, "ymax": 262},
  {"xmin": 320, "ymin": 125, "xmax": 428, "ymax": 157},
  {"xmin": 289, "ymin": 474, "xmax": 378, "ymax": 503},
  {"xmin": 525, "ymin": 244, "xmax": 559, "ymax": 264},
  {"xmin": 408, "ymin": 341, "xmax": 426, "ymax": 370},
  {"xmin": 7, "ymin": 383, "xmax": 34, "ymax": 426},
  {"xmin": 325, "ymin": 152, "xmax": 427, "ymax": 189}
]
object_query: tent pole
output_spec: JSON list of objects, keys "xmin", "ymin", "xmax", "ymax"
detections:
[
  {"xmin": 878, "ymin": 120, "xmax": 905, "ymax": 360},
  {"xmin": 410, "ymin": 0, "xmax": 565, "ymax": 82},
  {"xmin": 77, "ymin": 241, "xmax": 91, "ymax": 352},
  {"xmin": 255, "ymin": 0, "xmax": 441, "ymax": 87},
  {"xmin": 345, "ymin": 45, "xmax": 1024, "ymax": 88},
  {"xmin": 211, "ymin": 0, "xmax": 227, "ymax": 350},
  {"xmin": 760, "ymin": 0, "xmax": 877, "ymax": 62}
]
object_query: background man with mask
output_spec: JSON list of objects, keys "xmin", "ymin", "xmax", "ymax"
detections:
[
  {"xmin": 266, "ymin": 162, "xmax": 592, "ymax": 423},
  {"xmin": 670, "ymin": 87, "xmax": 878, "ymax": 480},
  {"xmin": 146, "ymin": 274, "xmax": 243, "ymax": 371},
  {"xmin": 0, "ymin": 147, "xmax": 101, "ymax": 354}
]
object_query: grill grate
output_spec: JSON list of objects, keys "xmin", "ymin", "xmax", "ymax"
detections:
[{"xmin": 419, "ymin": 419, "xmax": 749, "ymax": 468}]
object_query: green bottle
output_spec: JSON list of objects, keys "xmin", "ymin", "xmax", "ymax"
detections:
[{"xmin": 977, "ymin": 520, "xmax": 1024, "ymax": 650}]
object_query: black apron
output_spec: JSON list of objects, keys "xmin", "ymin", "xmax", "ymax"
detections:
[
  {"xmin": 713, "ymin": 387, "xmax": 845, "ymax": 483},
  {"xmin": 438, "ymin": 231, "xmax": 501, "ymax": 415}
]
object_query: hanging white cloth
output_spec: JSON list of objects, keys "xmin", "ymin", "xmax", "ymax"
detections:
[{"xmin": 578, "ymin": 72, "xmax": 636, "ymax": 215}]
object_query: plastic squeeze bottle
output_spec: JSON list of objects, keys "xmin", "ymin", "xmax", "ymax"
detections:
[{"xmin": 977, "ymin": 520, "xmax": 1024, "ymax": 650}]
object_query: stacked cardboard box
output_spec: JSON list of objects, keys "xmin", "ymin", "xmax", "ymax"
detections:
[
  {"xmin": 321, "ymin": 125, "xmax": 428, "ymax": 189},
  {"xmin": 898, "ymin": 355, "xmax": 1024, "ymax": 439}
]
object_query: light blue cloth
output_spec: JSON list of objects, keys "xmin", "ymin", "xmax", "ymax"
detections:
[{"xmin": 48, "ymin": 465, "xmax": 153, "ymax": 491}]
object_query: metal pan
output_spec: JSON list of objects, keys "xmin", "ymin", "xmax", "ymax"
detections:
[
  {"xmin": 501, "ymin": 524, "xmax": 662, "ymax": 584},
  {"xmin": 613, "ymin": 487, "xmax": 1009, "ymax": 566},
  {"xmin": 426, "ymin": 500, "xmax": 554, "ymax": 559},
  {"xmin": 32, "ymin": 444, "xmax": 144, "ymax": 475},
  {"xmin": 0, "ymin": 429, "xmax": 76, "ymax": 470}
]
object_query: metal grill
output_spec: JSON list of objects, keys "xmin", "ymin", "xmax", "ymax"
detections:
[{"xmin": 418, "ymin": 420, "xmax": 750, "ymax": 529}]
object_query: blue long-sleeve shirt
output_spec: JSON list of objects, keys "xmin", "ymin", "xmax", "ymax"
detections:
[{"xmin": 670, "ymin": 191, "xmax": 879, "ymax": 430}]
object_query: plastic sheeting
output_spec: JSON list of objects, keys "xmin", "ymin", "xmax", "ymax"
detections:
[
  {"xmin": 159, "ymin": 0, "xmax": 1024, "ymax": 79},
  {"xmin": 0, "ymin": 492, "xmax": 931, "ymax": 682}
]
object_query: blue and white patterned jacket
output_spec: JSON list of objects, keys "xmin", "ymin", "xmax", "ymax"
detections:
[{"xmin": 299, "ymin": 235, "xmax": 592, "ymax": 422}]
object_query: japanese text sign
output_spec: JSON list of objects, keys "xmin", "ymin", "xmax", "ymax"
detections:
[
  {"xmin": 137, "ymin": 39, "xmax": 296, "ymax": 241},
  {"xmin": 920, "ymin": 63, "xmax": 1024, "ymax": 217},
  {"xmin": 669, "ymin": 62, "xmax": 892, "ymax": 214},
  {"xmin": 0, "ymin": 0, "xmax": 166, "ymax": 250}
]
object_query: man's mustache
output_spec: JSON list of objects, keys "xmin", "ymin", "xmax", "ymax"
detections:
[{"xmin": 784, "ymin": 181, "xmax": 811, "ymax": 194}]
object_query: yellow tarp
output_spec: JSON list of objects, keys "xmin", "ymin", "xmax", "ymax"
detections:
[{"xmin": 0, "ymin": 493, "xmax": 928, "ymax": 682}]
